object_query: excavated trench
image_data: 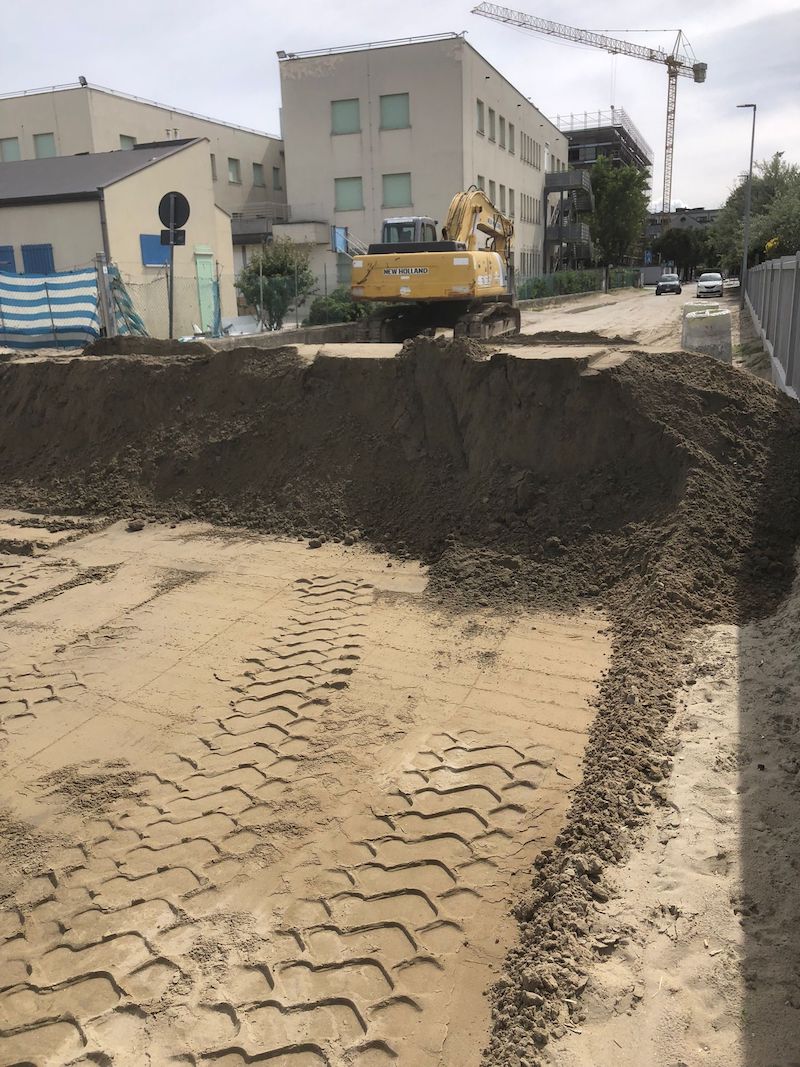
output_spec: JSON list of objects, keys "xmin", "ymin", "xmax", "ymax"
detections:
[{"xmin": 0, "ymin": 337, "xmax": 799, "ymax": 1066}]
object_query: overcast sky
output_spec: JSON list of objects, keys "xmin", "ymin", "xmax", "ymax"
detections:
[{"xmin": 5, "ymin": 0, "xmax": 799, "ymax": 210}]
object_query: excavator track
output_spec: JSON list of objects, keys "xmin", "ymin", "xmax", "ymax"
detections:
[
  {"xmin": 355, "ymin": 301, "xmax": 520, "ymax": 344},
  {"xmin": 454, "ymin": 301, "xmax": 521, "ymax": 340}
]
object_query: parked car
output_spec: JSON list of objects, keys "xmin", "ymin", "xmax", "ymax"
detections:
[
  {"xmin": 655, "ymin": 273, "xmax": 682, "ymax": 295},
  {"xmin": 696, "ymin": 272, "xmax": 723, "ymax": 298}
]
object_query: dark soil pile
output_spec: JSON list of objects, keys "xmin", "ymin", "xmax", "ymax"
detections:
[{"xmin": 1, "ymin": 337, "xmax": 799, "ymax": 1065}]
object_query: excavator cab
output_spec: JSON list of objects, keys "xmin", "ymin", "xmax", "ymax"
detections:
[
  {"xmin": 381, "ymin": 217, "xmax": 438, "ymax": 244},
  {"xmin": 369, "ymin": 216, "xmax": 462, "ymax": 255}
]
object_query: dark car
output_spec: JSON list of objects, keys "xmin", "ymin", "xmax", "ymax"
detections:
[{"xmin": 655, "ymin": 273, "xmax": 682, "ymax": 295}]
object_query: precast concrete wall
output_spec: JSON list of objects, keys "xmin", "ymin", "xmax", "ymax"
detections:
[{"xmin": 746, "ymin": 254, "xmax": 800, "ymax": 399}]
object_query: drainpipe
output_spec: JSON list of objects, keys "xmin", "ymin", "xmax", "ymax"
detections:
[
  {"xmin": 96, "ymin": 188, "xmax": 117, "ymax": 336},
  {"xmin": 97, "ymin": 187, "xmax": 112, "ymax": 263}
]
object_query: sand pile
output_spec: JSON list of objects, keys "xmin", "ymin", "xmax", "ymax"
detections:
[{"xmin": 1, "ymin": 337, "xmax": 799, "ymax": 1064}]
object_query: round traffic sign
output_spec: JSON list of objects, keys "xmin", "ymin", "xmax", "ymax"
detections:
[{"xmin": 158, "ymin": 191, "xmax": 190, "ymax": 229}]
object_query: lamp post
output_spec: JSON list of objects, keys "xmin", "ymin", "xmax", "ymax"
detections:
[{"xmin": 737, "ymin": 103, "xmax": 756, "ymax": 309}]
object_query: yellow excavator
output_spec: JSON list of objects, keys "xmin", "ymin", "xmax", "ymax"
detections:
[{"xmin": 350, "ymin": 186, "xmax": 520, "ymax": 341}]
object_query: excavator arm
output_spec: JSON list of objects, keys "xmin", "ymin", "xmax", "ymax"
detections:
[{"xmin": 444, "ymin": 187, "xmax": 514, "ymax": 256}]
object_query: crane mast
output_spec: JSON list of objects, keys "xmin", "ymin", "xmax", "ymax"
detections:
[{"xmin": 471, "ymin": 3, "xmax": 707, "ymax": 212}]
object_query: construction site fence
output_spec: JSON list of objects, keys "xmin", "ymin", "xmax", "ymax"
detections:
[
  {"xmin": 120, "ymin": 271, "xmax": 233, "ymax": 340},
  {"xmin": 745, "ymin": 253, "xmax": 800, "ymax": 399},
  {"xmin": 516, "ymin": 268, "xmax": 641, "ymax": 301}
]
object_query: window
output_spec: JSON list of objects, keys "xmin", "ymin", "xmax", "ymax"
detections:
[
  {"xmin": 139, "ymin": 234, "xmax": 170, "ymax": 267},
  {"xmin": 477, "ymin": 174, "xmax": 485, "ymax": 191},
  {"xmin": 21, "ymin": 243, "xmax": 54, "ymax": 273},
  {"xmin": 508, "ymin": 123, "xmax": 515, "ymax": 154},
  {"xmin": 499, "ymin": 184, "xmax": 506, "ymax": 212},
  {"xmin": 488, "ymin": 179, "xmax": 496, "ymax": 203},
  {"xmin": 334, "ymin": 176, "xmax": 363, "ymax": 211},
  {"xmin": 228, "ymin": 157, "xmax": 241, "ymax": 183},
  {"xmin": 33, "ymin": 132, "xmax": 56, "ymax": 158},
  {"xmin": 272, "ymin": 166, "xmax": 282, "ymax": 190},
  {"xmin": 380, "ymin": 92, "xmax": 410, "ymax": 130},
  {"xmin": 253, "ymin": 162, "xmax": 265, "ymax": 187},
  {"xmin": 210, "ymin": 153, "xmax": 217, "ymax": 180},
  {"xmin": 488, "ymin": 108, "xmax": 496, "ymax": 141},
  {"xmin": 476, "ymin": 99, "xmax": 485, "ymax": 135},
  {"xmin": 0, "ymin": 137, "xmax": 20, "ymax": 162},
  {"xmin": 0, "ymin": 245, "xmax": 15, "ymax": 272},
  {"xmin": 331, "ymin": 98, "xmax": 360, "ymax": 134},
  {"xmin": 119, "ymin": 134, "xmax": 136, "ymax": 150},
  {"xmin": 499, "ymin": 116, "xmax": 506, "ymax": 148},
  {"xmin": 508, "ymin": 188, "xmax": 515, "ymax": 217},
  {"xmin": 382, "ymin": 172, "xmax": 412, "ymax": 208}
]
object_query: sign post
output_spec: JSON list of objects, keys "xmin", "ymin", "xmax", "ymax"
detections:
[{"xmin": 158, "ymin": 191, "xmax": 190, "ymax": 339}]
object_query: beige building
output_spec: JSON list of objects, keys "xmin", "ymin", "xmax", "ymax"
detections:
[
  {"xmin": 0, "ymin": 138, "xmax": 236, "ymax": 337},
  {"xmin": 277, "ymin": 33, "xmax": 568, "ymax": 290},
  {"xmin": 0, "ymin": 81, "xmax": 287, "ymax": 260}
]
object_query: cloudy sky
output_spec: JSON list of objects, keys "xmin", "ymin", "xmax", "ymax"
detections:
[{"xmin": 4, "ymin": 0, "xmax": 799, "ymax": 210}]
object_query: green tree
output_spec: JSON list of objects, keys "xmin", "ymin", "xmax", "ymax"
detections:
[
  {"xmin": 710, "ymin": 152, "xmax": 800, "ymax": 272},
  {"xmin": 306, "ymin": 287, "xmax": 370, "ymax": 325},
  {"xmin": 236, "ymin": 238, "xmax": 315, "ymax": 330},
  {"xmin": 587, "ymin": 156, "xmax": 649, "ymax": 266},
  {"xmin": 653, "ymin": 227, "xmax": 716, "ymax": 278}
]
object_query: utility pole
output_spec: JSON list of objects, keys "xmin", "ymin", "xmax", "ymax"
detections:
[{"xmin": 737, "ymin": 104, "xmax": 757, "ymax": 310}]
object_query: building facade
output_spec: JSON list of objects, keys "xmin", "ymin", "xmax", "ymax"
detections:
[
  {"xmin": 0, "ymin": 82, "xmax": 287, "ymax": 255},
  {"xmin": 277, "ymin": 33, "xmax": 568, "ymax": 289},
  {"xmin": 554, "ymin": 108, "xmax": 653, "ymax": 174},
  {"xmin": 0, "ymin": 139, "xmax": 236, "ymax": 337},
  {"xmin": 645, "ymin": 206, "xmax": 720, "ymax": 244}
]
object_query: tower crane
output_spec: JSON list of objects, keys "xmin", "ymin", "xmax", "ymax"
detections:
[{"xmin": 471, "ymin": 3, "xmax": 707, "ymax": 213}]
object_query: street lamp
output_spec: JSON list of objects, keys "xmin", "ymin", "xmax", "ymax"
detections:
[{"xmin": 737, "ymin": 103, "xmax": 757, "ymax": 309}]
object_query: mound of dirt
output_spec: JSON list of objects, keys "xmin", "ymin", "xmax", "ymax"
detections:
[
  {"xmin": 503, "ymin": 330, "xmax": 635, "ymax": 346},
  {"xmin": 1, "ymin": 336, "xmax": 799, "ymax": 1064},
  {"xmin": 82, "ymin": 335, "xmax": 213, "ymax": 356}
]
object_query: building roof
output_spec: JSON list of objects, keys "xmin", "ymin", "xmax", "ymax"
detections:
[
  {"xmin": 0, "ymin": 139, "xmax": 201, "ymax": 206},
  {"xmin": 0, "ymin": 82, "xmax": 280, "ymax": 141}
]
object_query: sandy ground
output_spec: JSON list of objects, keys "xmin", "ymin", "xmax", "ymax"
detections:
[
  {"xmin": 0, "ymin": 517, "xmax": 608, "ymax": 1065},
  {"xmin": 0, "ymin": 286, "xmax": 792, "ymax": 1067},
  {"xmin": 545, "ymin": 552, "xmax": 800, "ymax": 1067}
]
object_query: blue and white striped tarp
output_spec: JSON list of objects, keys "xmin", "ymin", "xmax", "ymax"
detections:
[{"xmin": 0, "ymin": 267, "xmax": 101, "ymax": 349}]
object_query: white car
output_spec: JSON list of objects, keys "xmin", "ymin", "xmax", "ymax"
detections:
[{"xmin": 696, "ymin": 272, "xmax": 723, "ymax": 298}]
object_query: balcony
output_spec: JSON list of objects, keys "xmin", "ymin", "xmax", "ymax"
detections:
[
  {"xmin": 545, "ymin": 221, "xmax": 591, "ymax": 245},
  {"xmin": 230, "ymin": 201, "xmax": 290, "ymax": 243},
  {"xmin": 544, "ymin": 169, "xmax": 594, "ymax": 211}
]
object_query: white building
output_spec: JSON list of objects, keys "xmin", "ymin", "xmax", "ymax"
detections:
[
  {"xmin": 277, "ymin": 33, "xmax": 568, "ymax": 291},
  {"xmin": 0, "ymin": 82, "xmax": 287, "ymax": 268}
]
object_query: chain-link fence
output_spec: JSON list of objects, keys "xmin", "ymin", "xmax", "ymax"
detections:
[
  {"xmin": 118, "ymin": 270, "xmax": 235, "ymax": 339},
  {"xmin": 516, "ymin": 267, "xmax": 641, "ymax": 301}
]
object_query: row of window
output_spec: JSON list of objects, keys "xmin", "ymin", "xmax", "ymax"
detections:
[
  {"xmin": 519, "ymin": 192, "xmax": 542, "ymax": 225},
  {"xmin": 334, "ymin": 172, "xmax": 411, "ymax": 212},
  {"xmin": 476, "ymin": 99, "xmax": 517, "ymax": 154},
  {"xmin": 209, "ymin": 153, "xmax": 281, "ymax": 190},
  {"xmin": 519, "ymin": 249, "xmax": 543, "ymax": 277},
  {"xmin": 1, "ymin": 130, "xmax": 281, "ymax": 195},
  {"xmin": 0, "ymin": 243, "xmax": 55, "ymax": 273},
  {"xmin": 520, "ymin": 132, "xmax": 544, "ymax": 170},
  {"xmin": 0, "ymin": 132, "xmax": 56, "ymax": 162},
  {"xmin": 331, "ymin": 93, "xmax": 410, "ymax": 135}
]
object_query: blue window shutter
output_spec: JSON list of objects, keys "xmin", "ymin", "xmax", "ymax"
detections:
[
  {"xmin": 140, "ymin": 234, "xmax": 170, "ymax": 266},
  {"xmin": 0, "ymin": 245, "xmax": 15, "ymax": 273},
  {"xmin": 21, "ymin": 244, "xmax": 55, "ymax": 274}
]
